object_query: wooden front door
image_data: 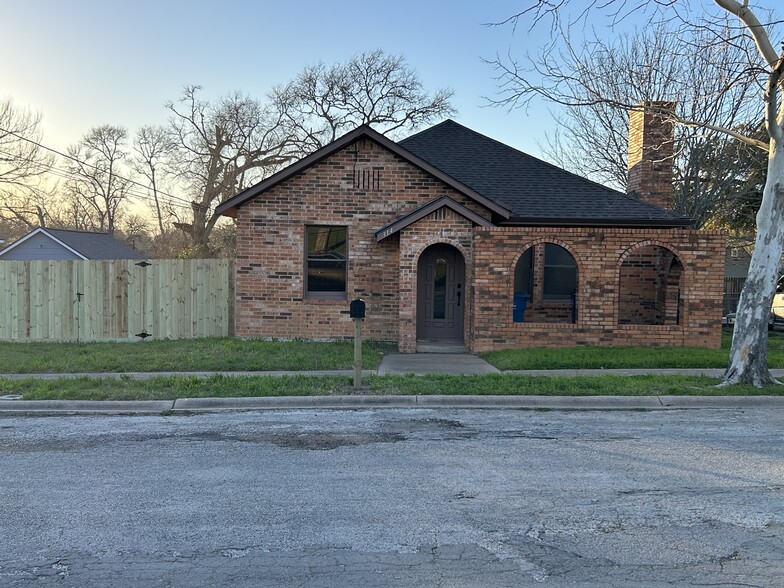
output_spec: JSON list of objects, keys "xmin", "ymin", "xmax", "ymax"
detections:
[{"xmin": 417, "ymin": 244, "xmax": 465, "ymax": 341}]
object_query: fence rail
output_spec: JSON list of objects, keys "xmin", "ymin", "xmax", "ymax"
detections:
[
  {"xmin": 723, "ymin": 276, "xmax": 745, "ymax": 317},
  {"xmin": 0, "ymin": 259, "xmax": 232, "ymax": 342}
]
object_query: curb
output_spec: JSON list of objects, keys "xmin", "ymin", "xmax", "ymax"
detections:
[
  {"xmin": 2, "ymin": 395, "xmax": 784, "ymax": 415},
  {"xmin": 0, "ymin": 399, "xmax": 174, "ymax": 416}
]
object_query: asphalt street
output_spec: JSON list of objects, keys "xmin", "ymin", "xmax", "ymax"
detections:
[{"xmin": 1, "ymin": 408, "xmax": 783, "ymax": 587}]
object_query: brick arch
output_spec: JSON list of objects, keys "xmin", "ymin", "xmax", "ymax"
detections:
[
  {"xmin": 509, "ymin": 238, "xmax": 583, "ymax": 325},
  {"xmin": 617, "ymin": 240, "xmax": 687, "ymax": 269},
  {"xmin": 615, "ymin": 240, "xmax": 687, "ymax": 327},
  {"xmin": 413, "ymin": 238, "xmax": 470, "ymax": 265},
  {"xmin": 511, "ymin": 238, "xmax": 584, "ymax": 281}
]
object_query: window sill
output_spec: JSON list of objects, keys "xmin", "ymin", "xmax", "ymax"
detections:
[
  {"xmin": 304, "ymin": 293, "xmax": 347, "ymax": 303},
  {"xmin": 616, "ymin": 324, "xmax": 681, "ymax": 331},
  {"xmin": 513, "ymin": 322, "xmax": 577, "ymax": 329}
]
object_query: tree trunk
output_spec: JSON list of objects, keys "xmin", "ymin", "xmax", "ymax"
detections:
[{"xmin": 722, "ymin": 140, "xmax": 784, "ymax": 387}]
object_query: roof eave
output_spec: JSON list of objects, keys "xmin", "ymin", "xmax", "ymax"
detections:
[
  {"xmin": 375, "ymin": 195, "xmax": 495, "ymax": 242},
  {"xmin": 499, "ymin": 217, "xmax": 694, "ymax": 228}
]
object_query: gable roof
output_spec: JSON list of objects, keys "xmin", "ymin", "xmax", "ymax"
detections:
[
  {"xmin": 399, "ymin": 120, "xmax": 692, "ymax": 227},
  {"xmin": 375, "ymin": 196, "xmax": 494, "ymax": 242},
  {"xmin": 217, "ymin": 119, "xmax": 692, "ymax": 228},
  {"xmin": 0, "ymin": 227, "xmax": 145, "ymax": 260},
  {"xmin": 215, "ymin": 125, "xmax": 511, "ymax": 219}
]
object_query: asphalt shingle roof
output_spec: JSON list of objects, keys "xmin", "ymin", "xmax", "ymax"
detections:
[
  {"xmin": 44, "ymin": 228, "xmax": 145, "ymax": 259},
  {"xmin": 399, "ymin": 119, "xmax": 692, "ymax": 227}
]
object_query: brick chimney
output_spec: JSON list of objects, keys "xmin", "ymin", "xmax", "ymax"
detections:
[{"xmin": 627, "ymin": 101, "xmax": 675, "ymax": 210}]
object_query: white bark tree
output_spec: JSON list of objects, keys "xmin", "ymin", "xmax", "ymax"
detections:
[{"xmin": 492, "ymin": 0, "xmax": 783, "ymax": 386}]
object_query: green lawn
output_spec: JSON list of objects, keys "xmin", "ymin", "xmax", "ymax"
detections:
[
  {"xmin": 0, "ymin": 338, "xmax": 391, "ymax": 374},
  {"xmin": 0, "ymin": 373, "xmax": 773, "ymax": 401},
  {"xmin": 481, "ymin": 329, "xmax": 784, "ymax": 370},
  {"xmin": 2, "ymin": 328, "xmax": 781, "ymax": 376}
]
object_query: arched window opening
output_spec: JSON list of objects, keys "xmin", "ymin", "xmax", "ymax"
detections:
[
  {"xmin": 618, "ymin": 245, "xmax": 683, "ymax": 325},
  {"xmin": 513, "ymin": 248, "xmax": 532, "ymax": 323},
  {"xmin": 513, "ymin": 243, "xmax": 578, "ymax": 324},
  {"xmin": 544, "ymin": 244, "xmax": 577, "ymax": 299}
]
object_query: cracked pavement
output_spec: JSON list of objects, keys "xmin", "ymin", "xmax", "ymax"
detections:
[{"xmin": 1, "ymin": 408, "xmax": 783, "ymax": 586}]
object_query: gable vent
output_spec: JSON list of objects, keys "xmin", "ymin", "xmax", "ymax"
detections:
[
  {"xmin": 354, "ymin": 168, "xmax": 381, "ymax": 191},
  {"xmin": 432, "ymin": 208, "xmax": 447, "ymax": 221}
]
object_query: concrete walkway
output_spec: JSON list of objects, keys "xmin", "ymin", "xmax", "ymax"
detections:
[{"xmin": 377, "ymin": 352, "xmax": 500, "ymax": 375}]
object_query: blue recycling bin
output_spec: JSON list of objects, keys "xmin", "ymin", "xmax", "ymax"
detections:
[{"xmin": 513, "ymin": 294, "xmax": 531, "ymax": 323}]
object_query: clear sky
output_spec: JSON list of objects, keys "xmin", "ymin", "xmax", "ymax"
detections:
[{"xmin": 0, "ymin": 0, "xmax": 561, "ymax": 158}]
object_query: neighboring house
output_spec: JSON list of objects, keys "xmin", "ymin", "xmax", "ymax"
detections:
[
  {"xmin": 0, "ymin": 227, "xmax": 145, "ymax": 260},
  {"xmin": 218, "ymin": 108, "xmax": 725, "ymax": 353}
]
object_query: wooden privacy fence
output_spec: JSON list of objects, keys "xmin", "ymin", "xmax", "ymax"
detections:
[{"xmin": 0, "ymin": 259, "xmax": 233, "ymax": 341}]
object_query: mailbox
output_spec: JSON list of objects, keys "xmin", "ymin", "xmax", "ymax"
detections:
[{"xmin": 349, "ymin": 298, "xmax": 366, "ymax": 319}]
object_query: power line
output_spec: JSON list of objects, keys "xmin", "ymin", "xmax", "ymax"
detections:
[
  {"xmin": 0, "ymin": 126, "xmax": 202, "ymax": 209},
  {"xmin": 0, "ymin": 148, "xmax": 193, "ymax": 210}
]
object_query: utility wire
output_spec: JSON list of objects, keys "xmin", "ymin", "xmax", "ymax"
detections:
[
  {"xmin": 0, "ymin": 148, "xmax": 193, "ymax": 210},
  {"xmin": 0, "ymin": 126, "xmax": 202, "ymax": 209}
]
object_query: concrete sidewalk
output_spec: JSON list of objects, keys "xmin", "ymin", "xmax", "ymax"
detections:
[{"xmin": 3, "ymin": 367, "xmax": 784, "ymax": 379}]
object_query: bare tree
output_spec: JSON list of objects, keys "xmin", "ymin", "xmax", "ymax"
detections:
[
  {"xmin": 0, "ymin": 97, "xmax": 58, "ymax": 235},
  {"xmin": 132, "ymin": 125, "xmax": 172, "ymax": 235},
  {"xmin": 165, "ymin": 86, "xmax": 294, "ymax": 256},
  {"xmin": 273, "ymin": 50, "xmax": 456, "ymax": 153},
  {"xmin": 491, "ymin": 1, "xmax": 784, "ymax": 387},
  {"xmin": 65, "ymin": 125, "xmax": 133, "ymax": 234},
  {"xmin": 532, "ymin": 20, "xmax": 763, "ymax": 230}
]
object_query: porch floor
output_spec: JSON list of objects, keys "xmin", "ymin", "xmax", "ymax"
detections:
[{"xmin": 416, "ymin": 339, "xmax": 465, "ymax": 354}]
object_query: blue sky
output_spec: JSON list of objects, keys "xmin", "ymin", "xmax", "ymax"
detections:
[{"xmin": 1, "ymin": 0, "xmax": 564, "ymax": 157}]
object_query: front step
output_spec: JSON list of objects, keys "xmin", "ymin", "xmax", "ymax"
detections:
[{"xmin": 416, "ymin": 340, "xmax": 466, "ymax": 354}]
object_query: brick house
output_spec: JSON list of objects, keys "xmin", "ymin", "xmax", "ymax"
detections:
[{"xmin": 217, "ymin": 110, "xmax": 725, "ymax": 352}]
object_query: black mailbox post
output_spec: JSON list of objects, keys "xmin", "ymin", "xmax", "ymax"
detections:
[
  {"xmin": 349, "ymin": 299, "xmax": 366, "ymax": 389},
  {"xmin": 349, "ymin": 299, "xmax": 366, "ymax": 319}
]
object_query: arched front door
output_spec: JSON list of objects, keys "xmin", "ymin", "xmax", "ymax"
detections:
[{"xmin": 416, "ymin": 244, "xmax": 465, "ymax": 341}]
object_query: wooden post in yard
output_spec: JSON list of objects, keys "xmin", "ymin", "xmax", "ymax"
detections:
[
  {"xmin": 354, "ymin": 317, "xmax": 362, "ymax": 390},
  {"xmin": 349, "ymin": 298, "xmax": 366, "ymax": 390}
]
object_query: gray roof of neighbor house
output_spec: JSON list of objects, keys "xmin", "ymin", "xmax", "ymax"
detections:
[
  {"xmin": 44, "ymin": 228, "xmax": 146, "ymax": 259},
  {"xmin": 399, "ymin": 120, "xmax": 691, "ymax": 227},
  {"xmin": 0, "ymin": 227, "xmax": 146, "ymax": 260}
]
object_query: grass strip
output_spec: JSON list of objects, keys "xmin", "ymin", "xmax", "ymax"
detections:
[
  {"xmin": 1, "ymin": 374, "xmax": 776, "ymax": 401},
  {"xmin": 0, "ymin": 339, "xmax": 391, "ymax": 374},
  {"xmin": 481, "ymin": 330, "xmax": 784, "ymax": 370}
]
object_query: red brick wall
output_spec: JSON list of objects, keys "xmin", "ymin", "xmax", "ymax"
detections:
[
  {"xmin": 618, "ymin": 246, "xmax": 679, "ymax": 325},
  {"xmin": 398, "ymin": 208, "xmax": 474, "ymax": 352},
  {"xmin": 628, "ymin": 103, "xmax": 675, "ymax": 210},
  {"xmin": 234, "ymin": 135, "xmax": 725, "ymax": 352},
  {"xmin": 471, "ymin": 228, "xmax": 726, "ymax": 351},
  {"xmin": 234, "ymin": 137, "xmax": 489, "ymax": 343}
]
